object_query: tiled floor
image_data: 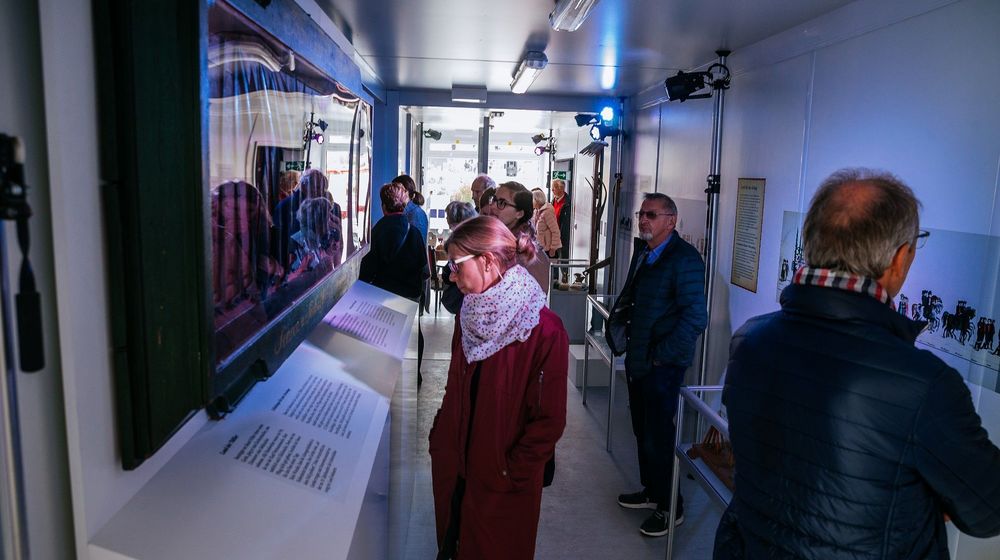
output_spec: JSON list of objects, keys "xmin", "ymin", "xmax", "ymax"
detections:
[{"xmin": 399, "ymin": 313, "xmax": 722, "ymax": 559}]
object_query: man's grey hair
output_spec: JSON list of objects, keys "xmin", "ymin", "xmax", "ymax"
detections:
[
  {"xmin": 531, "ymin": 188, "xmax": 547, "ymax": 206},
  {"xmin": 803, "ymin": 168, "xmax": 921, "ymax": 278},
  {"xmin": 472, "ymin": 174, "xmax": 497, "ymax": 191},
  {"xmin": 445, "ymin": 200, "xmax": 477, "ymax": 228},
  {"xmin": 643, "ymin": 192, "xmax": 677, "ymax": 215}
]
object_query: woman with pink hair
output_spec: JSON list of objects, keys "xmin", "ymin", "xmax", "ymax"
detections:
[{"xmin": 429, "ymin": 216, "xmax": 568, "ymax": 559}]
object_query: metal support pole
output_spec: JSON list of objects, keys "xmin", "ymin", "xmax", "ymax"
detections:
[
  {"xmin": 478, "ymin": 116, "xmax": 490, "ymax": 174},
  {"xmin": 608, "ymin": 97, "xmax": 625, "ymax": 294},
  {"xmin": 546, "ymin": 127, "xmax": 554, "ymax": 196},
  {"xmin": 1, "ymin": 224, "xmax": 29, "ymax": 560},
  {"xmin": 606, "ymin": 359, "xmax": 616, "ymax": 452},
  {"xmin": 582, "ymin": 338, "xmax": 590, "ymax": 406},
  {"xmin": 414, "ymin": 122, "xmax": 424, "ymax": 189},
  {"xmin": 698, "ymin": 49, "xmax": 729, "ymax": 387},
  {"xmin": 404, "ymin": 112, "xmax": 413, "ymax": 174},
  {"xmin": 665, "ymin": 392, "xmax": 686, "ymax": 559}
]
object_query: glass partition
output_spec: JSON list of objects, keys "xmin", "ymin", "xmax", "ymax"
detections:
[{"xmin": 208, "ymin": 2, "xmax": 370, "ymax": 364}]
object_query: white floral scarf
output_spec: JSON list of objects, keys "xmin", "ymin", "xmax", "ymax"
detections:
[{"xmin": 460, "ymin": 264, "xmax": 546, "ymax": 362}]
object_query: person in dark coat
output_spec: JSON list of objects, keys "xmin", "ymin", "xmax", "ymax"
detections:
[
  {"xmin": 392, "ymin": 173, "xmax": 429, "ymax": 244},
  {"xmin": 440, "ymin": 200, "xmax": 477, "ymax": 315},
  {"xmin": 606, "ymin": 192, "xmax": 707, "ymax": 537},
  {"xmin": 358, "ymin": 182, "xmax": 428, "ymax": 300},
  {"xmin": 716, "ymin": 168, "xmax": 1000, "ymax": 559},
  {"xmin": 551, "ymin": 178, "xmax": 571, "ymax": 281},
  {"xmin": 430, "ymin": 216, "xmax": 568, "ymax": 560}
]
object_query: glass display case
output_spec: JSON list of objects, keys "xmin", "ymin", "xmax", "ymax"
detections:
[{"xmin": 96, "ymin": 0, "xmax": 372, "ymax": 468}]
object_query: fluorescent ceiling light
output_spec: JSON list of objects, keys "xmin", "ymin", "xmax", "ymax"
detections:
[
  {"xmin": 510, "ymin": 51, "xmax": 548, "ymax": 94},
  {"xmin": 451, "ymin": 86, "xmax": 488, "ymax": 104},
  {"xmin": 549, "ymin": 0, "xmax": 601, "ymax": 32}
]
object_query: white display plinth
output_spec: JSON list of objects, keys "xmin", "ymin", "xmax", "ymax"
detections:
[
  {"xmin": 570, "ymin": 344, "xmax": 610, "ymax": 387},
  {"xmin": 90, "ymin": 282, "xmax": 417, "ymax": 560}
]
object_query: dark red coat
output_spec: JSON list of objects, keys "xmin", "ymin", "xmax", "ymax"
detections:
[{"xmin": 429, "ymin": 308, "xmax": 569, "ymax": 559}]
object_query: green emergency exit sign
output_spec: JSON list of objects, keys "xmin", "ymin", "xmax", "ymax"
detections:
[{"xmin": 551, "ymin": 170, "xmax": 570, "ymax": 181}]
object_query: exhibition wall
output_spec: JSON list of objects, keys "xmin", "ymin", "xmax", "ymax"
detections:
[
  {"xmin": 0, "ymin": 0, "xmax": 75, "ymax": 557},
  {"xmin": 626, "ymin": 0, "xmax": 1000, "ymax": 557}
]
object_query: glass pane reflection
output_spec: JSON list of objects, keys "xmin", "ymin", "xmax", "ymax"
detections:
[{"xmin": 208, "ymin": 2, "xmax": 370, "ymax": 363}]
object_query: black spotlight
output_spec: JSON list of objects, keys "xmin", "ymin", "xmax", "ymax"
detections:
[
  {"xmin": 664, "ymin": 71, "xmax": 711, "ymax": 102},
  {"xmin": 316, "ymin": 118, "xmax": 328, "ymax": 131},
  {"xmin": 664, "ymin": 63, "xmax": 731, "ymax": 102},
  {"xmin": 423, "ymin": 129, "xmax": 442, "ymax": 140},
  {"xmin": 531, "ymin": 133, "xmax": 548, "ymax": 145},
  {"xmin": 574, "ymin": 113, "xmax": 598, "ymax": 127},
  {"xmin": 589, "ymin": 122, "xmax": 619, "ymax": 141}
]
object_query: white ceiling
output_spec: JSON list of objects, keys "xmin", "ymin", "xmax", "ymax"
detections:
[{"xmin": 318, "ymin": 0, "xmax": 857, "ymax": 96}]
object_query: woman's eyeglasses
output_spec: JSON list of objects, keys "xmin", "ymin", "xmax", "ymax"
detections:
[
  {"xmin": 491, "ymin": 197, "xmax": 513, "ymax": 210},
  {"xmin": 635, "ymin": 211, "xmax": 675, "ymax": 220},
  {"xmin": 915, "ymin": 230, "xmax": 930, "ymax": 249},
  {"xmin": 448, "ymin": 253, "xmax": 478, "ymax": 273}
]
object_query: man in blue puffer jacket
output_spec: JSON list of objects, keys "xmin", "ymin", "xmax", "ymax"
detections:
[
  {"xmin": 716, "ymin": 168, "xmax": 1000, "ymax": 559},
  {"xmin": 607, "ymin": 192, "xmax": 707, "ymax": 537}
]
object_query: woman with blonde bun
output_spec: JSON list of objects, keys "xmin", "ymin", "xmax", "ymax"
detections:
[{"xmin": 429, "ymin": 216, "xmax": 568, "ymax": 560}]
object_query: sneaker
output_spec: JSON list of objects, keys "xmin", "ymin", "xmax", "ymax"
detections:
[
  {"xmin": 617, "ymin": 490, "xmax": 656, "ymax": 510},
  {"xmin": 639, "ymin": 509, "xmax": 684, "ymax": 537}
]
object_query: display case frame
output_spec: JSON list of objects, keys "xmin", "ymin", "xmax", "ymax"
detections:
[{"xmin": 95, "ymin": 0, "xmax": 372, "ymax": 469}]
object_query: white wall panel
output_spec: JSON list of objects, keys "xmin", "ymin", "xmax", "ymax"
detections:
[
  {"xmin": 712, "ymin": 53, "xmax": 815, "ymax": 376},
  {"xmin": 804, "ymin": 0, "xmax": 1000, "ymax": 233},
  {"xmin": 657, "ymin": 100, "xmax": 714, "ymax": 201},
  {"xmin": 626, "ymin": 0, "xmax": 1000, "ymax": 554}
]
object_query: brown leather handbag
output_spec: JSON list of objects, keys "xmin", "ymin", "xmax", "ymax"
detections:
[{"xmin": 686, "ymin": 426, "xmax": 735, "ymax": 491}]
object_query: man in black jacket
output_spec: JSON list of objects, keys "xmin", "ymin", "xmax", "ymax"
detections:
[
  {"xmin": 716, "ymin": 168, "xmax": 1000, "ymax": 559},
  {"xmin": 607, "ymin": 192, "xmax": 707, "ymax": 537}
]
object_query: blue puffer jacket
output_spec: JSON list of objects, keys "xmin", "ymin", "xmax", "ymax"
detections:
[
  {"xmin": 610, "ymin": 234, "xmax": 707, "ymax": 378},
  {"xmin": 716, "ymin": 283, "xmax": 1000, "ymax": 559}
]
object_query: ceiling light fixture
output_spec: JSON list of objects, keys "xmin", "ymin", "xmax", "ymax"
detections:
[
  {"xmin": 451, "ymin": 85, "xmax": 488, "ymax": 104},
  {"xmin": 510, "ymin": 51, "xmax": 548, "ymax": 94},
  {"xmin": 549, "ymin": 0, "xmax": 601, "ymax": 32}
]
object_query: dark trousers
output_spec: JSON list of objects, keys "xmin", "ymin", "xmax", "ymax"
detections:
[{"xmin": 625, "ymin": 363, "xmax": 686, "ymax": 510}]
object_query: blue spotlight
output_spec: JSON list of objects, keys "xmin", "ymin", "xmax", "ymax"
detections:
[{"xmin": 600, "ymin": 106, "xmax": 614, "ymax": 122}]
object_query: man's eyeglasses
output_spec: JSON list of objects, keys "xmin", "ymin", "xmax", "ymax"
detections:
[
  {"xmin": 491, "ymin": 197, "xmax": 514, "ymax": 210},
  {"xmin": 448, "ymin": 253, "xmax": 478, "ymax": 273},
  {"xmin": 635, "ymin": 211, "xmax": 676, "ymax": 220},
  {"xmin": 915, "ymin": 230, "xmax": 930, "ymax": 249}
]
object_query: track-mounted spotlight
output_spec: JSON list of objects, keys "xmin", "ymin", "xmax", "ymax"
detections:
[{"xmin": 664, "ymin": 63, "xmax": 731, "ymax": 102}]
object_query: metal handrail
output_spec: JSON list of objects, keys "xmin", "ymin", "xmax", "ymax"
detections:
[
  {"xmin": 585, "ymin": 293, "xmax": 616, "ymax": 320},
  {"xmin": 666, "ymin": 385, "xmax": 728, "ymax": 560},
  {"xmin": 680, "ymin": 386, "xmax": 728, "ymax": 439}
]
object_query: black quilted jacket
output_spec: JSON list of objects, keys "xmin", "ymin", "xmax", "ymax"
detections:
[
  {"xmin": 609, "ymin": 235, "xmax": 707, "ymax": 378},
  {"xmin": 716, "ymin": 283, "xmax": 1000, "ymax": 559}
]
